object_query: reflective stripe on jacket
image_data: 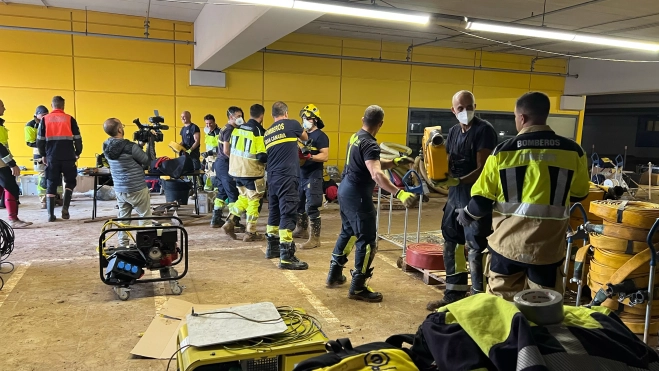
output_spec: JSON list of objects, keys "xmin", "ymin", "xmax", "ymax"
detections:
[
  {"xmin": 37, "ymin": 109, "xmax": 82, "ymax": 161},
  {"xmin": 229, "ymin": 119, "xmax": 266, "ymax": 178},
  {"xmin": 470, "ymin": 125, "xmax": 590, "ymax": 264},
  {"xmin": 422, "ymin": 294, "xmax": 659, "ymax": 370}
]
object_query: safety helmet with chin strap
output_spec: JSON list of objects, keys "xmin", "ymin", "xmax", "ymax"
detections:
[{"xmin": 300, "ymin": 104, "xmax": 324, "ymax": 130}]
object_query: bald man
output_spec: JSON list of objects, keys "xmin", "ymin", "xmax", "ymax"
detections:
[
  {"xmin": 427, "ymin": 90, "xmax": 498, "ymax": 310},
  {"xmin": 179, "ymin": 111, "xmax": 202, "ymax": 192}
]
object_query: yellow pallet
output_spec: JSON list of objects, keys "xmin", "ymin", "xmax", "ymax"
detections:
[{"xmin": 176, "ymin": 310, "xmax": 328, "ymax": 371}]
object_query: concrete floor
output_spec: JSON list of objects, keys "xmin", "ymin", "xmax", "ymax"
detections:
[{"xmin": 0, "ymin": 193, "xmax": 448, "ymax": 370}]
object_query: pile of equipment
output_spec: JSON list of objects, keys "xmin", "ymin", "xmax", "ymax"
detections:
[{"xmin": 574, "ymin": 200, "xmax": 659, "ymax": 335}]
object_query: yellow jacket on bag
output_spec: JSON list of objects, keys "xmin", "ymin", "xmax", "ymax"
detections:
[
  {"xmin": 466, "ymin": 125, "xmax": 590, "ymax": 265},
  {"xmin": 228, "ymin": 119, "xmax": 267, "ymax": 179}
]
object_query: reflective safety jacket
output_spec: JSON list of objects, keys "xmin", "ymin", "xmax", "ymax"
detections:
[
  {"xmin": 467, "ymin": 125, "xmax": 589, "ymax": 265},
  {"xmin": 0, "ymin": 141, "xmax": 16, "ymax": 169},
  {"xmin": 25, "ymin": 119, "xmax": 41, "ymax": 159},
  {"xmin": 0, "ymin": 119, "xmax": 9, "ymax": 149},
  {"xmin": 420, "ymin": 294, "xmax": 659, "ymax": 370},
  {"xmin": 204, "ymin": 126, "xmax": 220, "ymax": 153},
  {"xmin": 228, "ymin": 119, "xmax": 267, "ymax": 179},
  {"xmin": 37, "ymin": 109, "xmax": 82, "ymax": 162}
]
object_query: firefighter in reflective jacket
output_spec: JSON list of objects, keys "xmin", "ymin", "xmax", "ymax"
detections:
[
  {"xmin": 25, "ymin": 105, "xmax": 62, "ymax": 208},
  {"xmin": 37, "ymin": 96, "xmax": 83, "ymax": 222},
  {"xmin": 456, "ymin": 92, "xmax": 590, "ymax": 300},
  {"xmin": 222, "ymin": 104, "xmax": 267, "ymax": 242},
  {"xmin": 0, "ymin": 99, "xmax": 32, "ymax": 228},
  {"xmin": 292, "ymin": 104, "xmax": 330, "ymax": 250},
  {"xmin": 427, "ymin": 90, "xmax": 498, "ymax": 311},
  {"xmin": 201, "ymin": 114, "xmax": 221, "ymax": 193}
]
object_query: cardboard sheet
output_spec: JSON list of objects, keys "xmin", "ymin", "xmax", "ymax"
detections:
[{"xmin": 130, "ymin": 298, "xmax": 247, "ymax": 359}]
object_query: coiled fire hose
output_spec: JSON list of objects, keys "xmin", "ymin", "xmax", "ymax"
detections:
[{"xmin": 573, "ymin": 200, "xmax": 659, "ymax": 334}]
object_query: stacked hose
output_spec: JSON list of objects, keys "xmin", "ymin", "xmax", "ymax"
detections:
[
  {"xmin": 380, "ymin": 142, "xmax": 448, "ymax": 195},
  {"xmin": 577, "ymin": 200, "xmax": 659, "ymax": 334}
]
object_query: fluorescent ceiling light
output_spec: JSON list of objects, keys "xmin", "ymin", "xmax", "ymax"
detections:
[
  {"xmin": 227, "ymin": 0, "xmax": 430, "ymax": 24},
  {"xmin": 230, "ymin": 0, "xmax": 294, "ymax": 7},
  {"xmin": 294, "ymin": 1, "xmax": 430, "ymax": 24},
  {"xmin": 466, "ymin": 20, "xmax": 659, "ymax": 52}
]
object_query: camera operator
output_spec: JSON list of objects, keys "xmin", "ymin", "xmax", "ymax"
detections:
[
  {"xmin": 103, "ymin": 118, "xmax": 152, "ymax": 248},
  {"xmin": 179, "ymin": 111, "xmax": 202, "ymax": 195}
]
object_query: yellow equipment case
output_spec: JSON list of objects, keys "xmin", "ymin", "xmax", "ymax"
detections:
[
  {"xmin": 421, "ymin": 126, "xmax": 449, "ymax": 182},
  {"xmin": 176, "ymin": 309, "xmax": 329, "ymax": 371}
]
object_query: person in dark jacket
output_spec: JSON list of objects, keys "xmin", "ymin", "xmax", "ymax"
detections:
[
  {"xmin": 103, "ymin": 118, "xmax": 152, "ymax": 247},
  {"xmin": 37, "ymin": 96, "xmax": 82, "ymax": 222}
]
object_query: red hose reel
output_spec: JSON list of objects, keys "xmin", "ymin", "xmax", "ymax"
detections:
[{"xmin": 405, "ymin": 243, "xmax": 445, "ymax": 270}]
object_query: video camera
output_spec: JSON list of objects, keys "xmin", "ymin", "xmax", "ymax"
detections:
[
  {"xmin": 133, "ymin": 110, "xmax": 168, "ymax": 143},
  {"xmin": 133, "ymin": 110, "xmax": 169, "ymax": 162}
]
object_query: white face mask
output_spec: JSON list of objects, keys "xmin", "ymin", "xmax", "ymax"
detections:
[
  {"xmin": 235, "ymin": 117, "xmax": 244, "ymax": 126},
  {"xmin": 302, "ymin": 119, "xmax": 313, "ymax": 130},
  {"xmin": 203, "ymin": 127, "xmax": 210, "ymax": 134},
  {"xmin": 456, "ymin": 110, "xmax": 475, "ymax": 124}
]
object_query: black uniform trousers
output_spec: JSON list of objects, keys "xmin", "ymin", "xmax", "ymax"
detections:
[
  {"xmin": 45, "ymin": 160, "xmax": 77, "ymax": 194},
  {"xmin": 297, "ymin": 174, "xmax": 324, "ymax": 219},
  {"xmin": 0, "ymin": 167, "xmax": 20, "ymax": 199},
  {"xmin": 330, "ymin": 180, "xmax": 377, "ymax": 273},
  {"xmin": 213, "ymin": 158, "xmax": 238, "ymax": 203},
  {"xmin": 267, "ymin": 175, "xmax": 299, "ymax": 242},
  {"xmin": 441, "ymin": 183, "xmax": 492, "ymax": 294}
]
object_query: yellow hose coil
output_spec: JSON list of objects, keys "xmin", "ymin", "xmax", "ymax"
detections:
[
  {"xmin": 590, "ymin": 200, "xmax": 659, "ymax": 229},
  {"xmin": 599, "ymin": 221, "xmax": 659, "ymax": 242},
  {"xmin": 585, "ymin": 224, "xmax": 659, "ymax": 334},
  {"xmin": 589, "ymin": 233, "xmax": 647, "ymax": 254}
]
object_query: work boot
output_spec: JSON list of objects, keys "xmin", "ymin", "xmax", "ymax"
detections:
[
  {"xmin": 243, "ymin": 232, "xmax": 264, "ymax": 242},
  {"xmin": 40, "ymin": 202, "xmax": 46, "ymax": 209},
  {"xmin": 46, "ymin": 196, "xmax": 56, "ymax": 222},
  {"xmin": 279, "ymin": 242, "xmax": 308, "ymax": 270},
  {"xmin": 426, "ymin": 291, "xmax": 467, "ymax": 311},
  {"xmin": 326, "ymin": 260, "xmax": 347, "ymax": 288},
  {"xmin": 292, "ymin": 213, "xmax": 309, "ymax": 239},
  {"xmin": 10, "ymin": 219, "xmax": 33, "ymax": 229},
  {"xmin": 235, "ymin": 219, "xmax": 246, "ymax": 234},
  {"xmin": 302, "ymin": 217, "xmax": 321, "ymax": 249},
  {"xmin": 348, "ymin": 268, "xmax": 383, "ymax": 303},
  {"xmin": 55, "ymin": 195, "xmax": 63, "ymax": 207},
  {"xmin": 265, "ymin": 234, "xmax": 280, "ymax": 259},
  {"xmin": 210, "ymin": 209, "xmax": 223, "ymax": 228},
  {"xmin": 221, "ymin": 215, "xmax": 238, "ymax": 239},
  {"xmin": 61, "ymin": 189, "xmax": 72, "ymax": 220}
]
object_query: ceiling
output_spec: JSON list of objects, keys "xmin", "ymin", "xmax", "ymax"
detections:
[{"xmin": 4, "ymin": 0, "xmax": 659, "ymax": 60}]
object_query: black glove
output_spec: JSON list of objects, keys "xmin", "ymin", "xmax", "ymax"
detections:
[{"xmin": 455, "ymin": 207, "xmax": 475, "ymax": 227}]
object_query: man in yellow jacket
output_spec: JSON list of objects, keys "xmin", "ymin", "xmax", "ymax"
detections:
[{"xmin": 456, "ymin": 92, "xmax": 590, "ymax": 299}]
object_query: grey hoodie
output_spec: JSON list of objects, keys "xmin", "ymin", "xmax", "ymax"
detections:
[{"xmin": 103, "ymin": 138, "xmax": 150, "ymax": 193}]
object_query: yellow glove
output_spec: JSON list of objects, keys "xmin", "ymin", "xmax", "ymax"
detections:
[
  {"xmin": 395, "ymin": 190, "xmax": 416, "ymax": 208},
  {"xmin": 433, "ymin": 173, "xmax": 460, "ymax": 187},
  {"xmin": 393, "ymin": 156, "xmax": 414, "ymax": 167}
]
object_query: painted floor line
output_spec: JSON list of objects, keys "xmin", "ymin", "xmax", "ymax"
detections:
[
  {"xmin": 0, "ymin": 262, "xmax": 31, "ymax": 309},
  {"xmin": 376, "ymin": 253, "xmax": 400, "ymax": 269},
  {"xmin": 261, "ymin": 248, "xmax": 340, "ymax": 324}
]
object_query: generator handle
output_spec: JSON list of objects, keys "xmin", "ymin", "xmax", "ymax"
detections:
[{"xmin": 402, "ymin": 170, "xmax": 424, "ymax": 195}]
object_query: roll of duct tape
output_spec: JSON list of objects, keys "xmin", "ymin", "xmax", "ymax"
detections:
[{"xmin": 513, "ymin": 289, "xmax": 564, "ymax": 326}]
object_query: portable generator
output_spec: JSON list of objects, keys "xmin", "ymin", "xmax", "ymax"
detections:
[{"xmin": 99, "ymin": 216, "xmax": 188, "ymax": 301}]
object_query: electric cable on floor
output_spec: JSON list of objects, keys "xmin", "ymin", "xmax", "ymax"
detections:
[
  {"xmin": 164, "ymin": 307, "xmax": 322, "ymax": 371},
  {"xmin": 0, "ymin": 219, "xmax": 16, "ymax": 291}
]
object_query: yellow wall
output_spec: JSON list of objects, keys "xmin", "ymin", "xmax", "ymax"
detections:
[{"xmin": 0, "ymin": 4, "xmax": 581, "ymax": 170}]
